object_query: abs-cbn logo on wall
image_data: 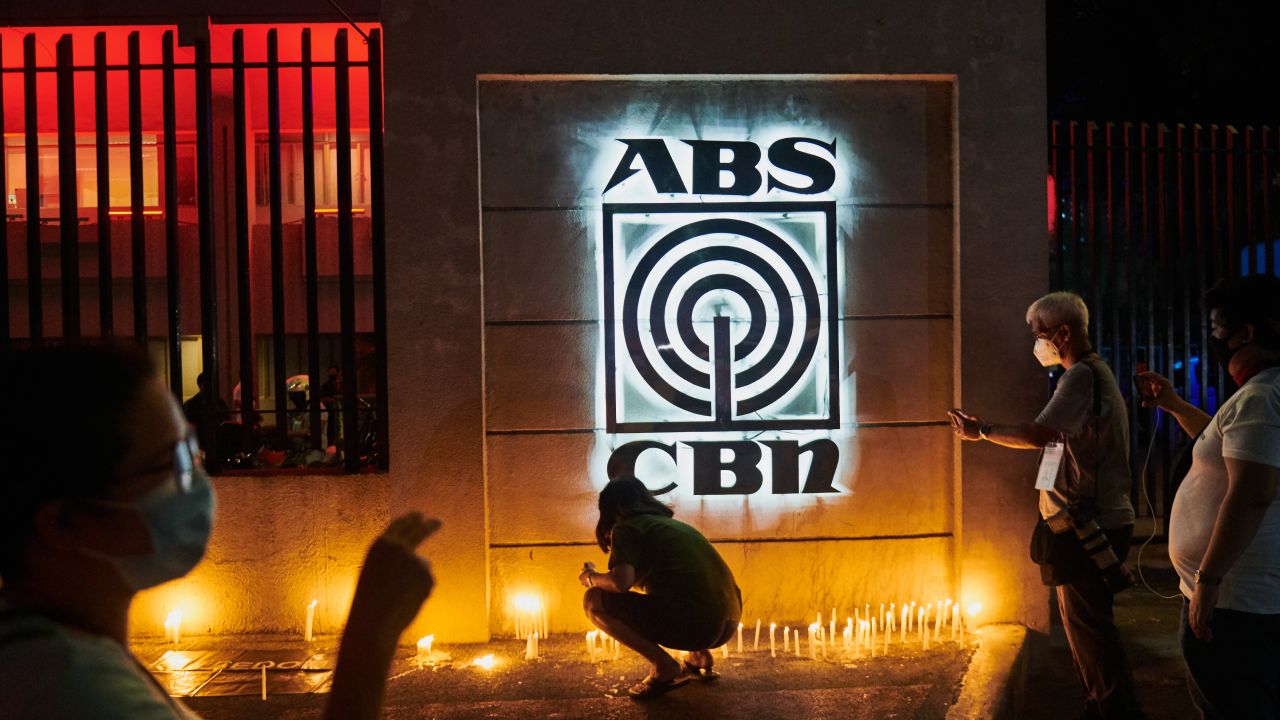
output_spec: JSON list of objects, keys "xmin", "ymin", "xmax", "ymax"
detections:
[{"xmin": 600, "ymin": 137, "xmax": 841, "ymax": 496}]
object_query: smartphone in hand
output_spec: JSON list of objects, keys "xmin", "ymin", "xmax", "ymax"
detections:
[{"xmin": 1132, "ymin": 374, "xmax": 1157, "ymax": 402}]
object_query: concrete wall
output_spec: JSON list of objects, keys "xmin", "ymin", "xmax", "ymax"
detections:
[
  {"xmin": 381, "ymin": 0, "xmax": 1049, "ymax": 642},
  {"xmin": 122, "ymin": 0, "xmax": 1045, "ymax": 643}
]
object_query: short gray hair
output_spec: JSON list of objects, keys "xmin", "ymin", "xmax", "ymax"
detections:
[{"xmin": 1026, "ymin": 292, "xmax": 1089, "ymax": 332}]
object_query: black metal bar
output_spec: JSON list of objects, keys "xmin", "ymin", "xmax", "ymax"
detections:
[
  {"xmin": 232, "ymin": 30, "xmax": 255, "ymax": 453},
  {"xmin": 1265, "ymin": 127, "xmax": 1275, "ymax": 277},
  {"xmin": 163, "ymin": 31, "xmax": 182, "ymax": 398},
  {"xmin": 1227, "ymin": 127, "xmax": 1241, "ymax": 278},
  {"xmin": 1159, "ymin": 123, "xmax": 1175, "ymax": 517},
  {"xmin": 302, "ymin": 29, "xmax": 322, "ymax": 451},
  {"xmin": 128, "ymin": 31, "xmax": 147, "ymax": 345},
  {"xmin": 194, "ymin": 36, "xmax": 220, "ymax": 470},
  {"xmin": 368, "ymin": 28, "xmax": 390, "ymax": 471},
  {"xmin": 94, "ymin": 33, "xmax": 111, "ymax": 339},
  {"xmin": 1209, "ymin": 126, "xmax": 1225, "ymax": 401},
  {"xmin": 268, "ymin": 30, "xmax": 288, "ymax": 448},
  {"xmin": 1105, "ymin": 122, "xmax": 1120, "ymax": 386},
  {"xmin": 2, "ymin": 60, "xmax": 373, "ymax": 73},
  {"xmin": 1088, "ymin": 122, "xmax": 1102, "ymax": 351},
  {"xmin": 1177, "ymin": 125, "xmax": 1192, "ymax": 411},
  {"xmin": 1069, "ymin": 121, "xmax": 1082, "ymax": 292},
  {"xmin": 1050, "ymin": 121, "xmax": 1064, "ymax": 291},
  {"xmin": 1123, "ymin": 122, "xmax": 1138, "ymax": 481},
  {"xmin": 1141, "ymin": 122, "xmax": 1157, "ymax": 515},
  {"xmin": 335, "ymin": 29, "xmax": 360, "ymax": 472},
  {"xmin": 56, "ymin": 35, "xmax": 80, "ymax": 340},
  {"xmin": 24, "ymin": 34, "xmax": 42, "ymax": 344},
  {"xmin": 1194, "ymin": 125, "xmax": 1208, "ymax": 410},
  {"xmin": 1246, "ymin": 126, "xmax": 1257, "ymax": 275},
  {"xmin": 0, "ymin": 35, "xmax": 7, "ymax": 347}
]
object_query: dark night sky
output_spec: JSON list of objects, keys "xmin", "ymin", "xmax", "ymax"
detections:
[{"xmin": 1048, "ymin": 0, "xmax": 1280, "ymax": 124}]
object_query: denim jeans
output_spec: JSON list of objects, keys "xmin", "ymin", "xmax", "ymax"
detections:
[{"xmin": 1181, "ymin": 599, "xmax": 1280, "ymax": 719}]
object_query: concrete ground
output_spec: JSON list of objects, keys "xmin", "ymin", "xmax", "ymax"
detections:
[
  {"xmin": 167, "ymin": 633, "xmax": 973, "ymax": 719},
  {"xmin": 1018, "ymin": 540, "xmax": 1195, "ymax": 720}
]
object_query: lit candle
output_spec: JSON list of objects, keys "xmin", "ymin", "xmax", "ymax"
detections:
[
  {"xmin": 795, "ymin": 626, "xmax": 802, "ymax": 657},
  {"xmin": 769, "ymin": 622, "xmax": 777, "ymax": 657},
  {"xmin": 951, "ymin": 604, "xmax": 960, "ymax": 641},
  {"xmin": 164, "ymin": 609, "xmax": 183, "ymax": 644},
  {"xmin": 526, "ymin": 631, "xmax": 537, "ymax": 660},
  {"xmin": 917, "ymin": 607, "xmax": 926, "ymax": 642},
  {"xmin": 870, "ymin": 619, "xmax": 877, "ymax": 658},
  {"xmin": 884, "ymin": 617, "xmax": 891, "ymax": 654},
  {"xmin": 304, "ymin": 599, "xmax": 317, "ymax": 643},
  {"xmin": 844, "ymin": 618, "xmax": 853, "ymax": 650},
  {"xmin": 737, "ymin": 622, "xmax": 744, "ymax": 653},
  {"xmin": 934, "ymin": 601, "xmax": 943, "ymax": 641},
  {"xmin": 754, "ymin": 619, "xmax": 761, "ymax": 651},
  {"xmin": 888, "ymin": 603, "xmax": 896, "ymax": 633},
  {"xmin": 586, "ymin": 630, "xmax": 598, "ymax": 661},
  {"xmin": 783, "ymin": 626, "xmax": 790, "ymax": 653},
  {"xmin": 901, "ymin": 605, "xmax": 909, "ymax": 642},
  {"xmin": 720, "ymin": 642, "xmax": 729, "ymax": 660},
  {"xmin": 613, "ymin": 634, "xmax": 620, "ymax": 660},
  {"xmin": 416, "ymin": 635, "xmax": 435, "ymax": 665},
  {"xmin": 808, "ymin": 624, "xmax": 818, "ymax": 659}
]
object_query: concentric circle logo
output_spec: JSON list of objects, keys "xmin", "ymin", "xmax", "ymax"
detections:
[{"xmin": 604, "ymin": 202, "xmax": 839, "ymax": 433}]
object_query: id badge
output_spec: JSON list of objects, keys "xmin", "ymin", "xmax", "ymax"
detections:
[{"xmin": 1035, "ymin": 442, "xmax": 1065, "ymax": 491}]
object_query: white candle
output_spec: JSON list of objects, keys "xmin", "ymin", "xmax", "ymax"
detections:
[
  {"xmin": 795, "ymin": 627, "xmax": 802, "ymax": 657},
  {"xmin": 416, "ymin": 634, "xmax": 434, "ymax": 665},
  {"xmin": 889, "ymin": 603, "xmax": 896, "ymax": 633},
  {"xmin": 808, "ymin": 624, "xmax": 817, "ymax": 659},
  {"xmin": 951, "ymin": 604, "xmax": 960, "ymax": 641},
  {"xmin": 737, "ymin": 622, "xmax": 744, "ymax": 653},
  {"xmin": 613, "ymin": 634, "xmax": 620, "ymax": 660},
  {"xmin": 164, "ymin": 609, "xmax": 183, "ymax": 644},
  {"xmin": 261, "ymin": 665, "xmax": 267, "ymax": 701},
  {"xmin": 934, "ymin": 601, "xmax": 943, "ymax": 641},
  {"xmin": 884, "ymin": 617, "xmax": 891, "ymax": 654},
  {"xmin": 784, "ymin": 626, "xmax": 790, "ymax": 653},
  {"xmin": 586, "ymin": 630, "xmax": 597, "ymax": 661},
  {"xmin": 769, "ymin": 622, "xmax": 777, "ymax": 657},
  {"xmin": 918, "ymin": 607, "xmax": 926, "ymax": 641},
  {"xmin": 720, "ymin": 642, "xmax": 729, "ymax": 660},
  {"xmin": 870, "ymin": 619, "xmax": 877, "ymax": 658},
  {"xmin": 844, "ymin": 618, "xmax": 853, "ymax": 650},
  {"xmin": 754, "ymin": 619, "xmax": 761, "ymax": 651},
  {"xmin": 304, "ymin": 599, "xmax": 317, "ymax": 643}
]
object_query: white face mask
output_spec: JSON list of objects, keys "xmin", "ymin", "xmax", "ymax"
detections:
[{"xmin": 1033, "ymin": 329, "xmax": 1064, "ymax": 367}]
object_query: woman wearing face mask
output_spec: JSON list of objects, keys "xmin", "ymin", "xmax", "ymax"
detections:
[
  {"xmin": 0, "ymin": 344, "xmax": 438, "ymax": 720},
  {"xmin": 1139, "ymin": 275, "xmax": 1280, "ymax": 719}
]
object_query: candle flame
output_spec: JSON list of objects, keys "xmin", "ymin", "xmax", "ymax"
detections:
[
  {"xmin": 966, "ymin": 602, "xmax": 983, "ymax": 617},
  {"xmin": 165, "ymin": 609, "xmax": 183, "ymax": 627},
  {"xmin": 472, "ymin": 654, "xmax": 498, "ymax": 670},
  {"xmin": 416, "ymin": 634, "xmax": 434, "ymax": 651},
  {"xmin": 512, "ymin": 593, "xmax": 542, "ymax": 613},
  {"xmin": 308, "ymin": 598, "xmax": 318, "ymax": 609}
]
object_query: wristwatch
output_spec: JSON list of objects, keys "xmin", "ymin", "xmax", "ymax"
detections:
[
  {"xmin": 978, "ymin": 423, "xmax": 993, "ymax": 440},
  {"xmin": 1194, "ymin": 569, "xmax": 1222, "ymax": 586}
]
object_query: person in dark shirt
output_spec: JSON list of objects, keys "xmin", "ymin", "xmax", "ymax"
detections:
[
  {"xmin": 578, "ymin": 476, "xmax": 741, "ymax": 700},
  {"xmin": 180, "ymin": 373, "xmax": 228, "ymax": 443}
]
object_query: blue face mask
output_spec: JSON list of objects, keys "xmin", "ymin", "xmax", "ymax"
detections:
[{"xmin": 88, "ymin": 436, "xmax": 215, "ymax": 591}]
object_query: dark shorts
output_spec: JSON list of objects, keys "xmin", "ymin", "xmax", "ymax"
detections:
[{"xmin": 599, "ymin": 591, "xmax": 739, "ymax": 651}]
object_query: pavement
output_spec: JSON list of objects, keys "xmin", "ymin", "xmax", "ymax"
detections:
[{"xmin": 159, "ymin": 632, "xmax": 973, "ymax": 719}]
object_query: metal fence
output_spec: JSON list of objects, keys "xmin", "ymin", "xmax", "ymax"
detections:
[
  {"xmin": 1048, "ymin": 120, "xmax": 1279, "ymax": 526},
  {"xmin": 0, "ymin": 25, "xmax": 389, "ymax": 473}
]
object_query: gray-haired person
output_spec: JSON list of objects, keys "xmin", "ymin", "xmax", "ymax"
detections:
[{"xmin": 948, "ymin": 291, "xmax": 1143, "ymax": 719}]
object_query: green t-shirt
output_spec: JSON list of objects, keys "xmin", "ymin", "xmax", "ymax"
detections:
[{"xmin": 608, "ymin": 514, "xmax": 740, "ymax": 621}]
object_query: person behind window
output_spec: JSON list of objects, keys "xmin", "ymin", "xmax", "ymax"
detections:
[
  {"xmin": 948, "ymin": 291, "xmax": 1144, "ymax": 719},
  {"xmin": 320, "ymin": 364, "xmax": 341, "ymax": 449},
  {"xmin": 180, "ymin": 372, "xmax": 228, "ymax": 445},
  {"xmin": 1141, "ymin": 274, "xmax": 1280, "ymax": 719},
  {"xmin": 0, "ymin": 344, "xmax": 439, "ymax": 720},
  {"xmin": 578, "ymin": 476, "xmax": 741, "ymax": 700}
]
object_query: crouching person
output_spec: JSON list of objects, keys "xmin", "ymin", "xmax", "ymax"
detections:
[{"xmin": 579, "ymin": 476, "xmax": 741, "ymax": 700}]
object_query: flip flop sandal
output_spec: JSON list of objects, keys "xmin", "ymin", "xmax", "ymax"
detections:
[
  {"xmin": 628, "ymin": 675, "xmax": 692, "ymax": 700},
  {"xmin": 682, "ymin": 660, "xmax": 721, "ymax": 681}
]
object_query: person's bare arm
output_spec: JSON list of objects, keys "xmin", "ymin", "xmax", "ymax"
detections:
[
  {"xmin": 1138, "ymin": 371, "xmax": 1212, "ymax": 438},
  {"xmin": 579, "ymin": 562, "xmax": 635, "ymax": 592},
  {"xmin": 324, "ymin": 513, "xmax": 440, "ymax": 720},
  {"xmin": 948, "ymin": 409, "xmax": 1058, "ymax": 449},
  {"xmin": 1187, "ymin": 458, "xmax": 1280, "ymax": 641}
]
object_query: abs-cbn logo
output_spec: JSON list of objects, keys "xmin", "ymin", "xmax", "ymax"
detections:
[{"xmin": 600, "ymin": 136, "xmax": 841, "ymax": 496}]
